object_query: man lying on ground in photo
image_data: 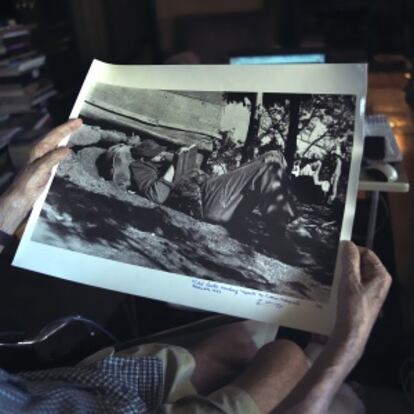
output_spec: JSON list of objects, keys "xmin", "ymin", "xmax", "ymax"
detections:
[{"xmin": 99, "ymin": 139, "xmax": 299, "ymax": 241}]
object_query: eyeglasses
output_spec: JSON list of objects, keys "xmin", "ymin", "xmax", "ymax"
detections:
[{"xmin": 0, "ymin": 315, "xmax": 118, "ymax": 348}]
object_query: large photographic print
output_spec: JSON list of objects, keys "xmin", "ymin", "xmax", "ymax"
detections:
[
  {"xmin": 14, "ymin": 62, "xmax": 366, "ymax": 332},
  {"xmin": 32, "ymin": 83, "xmax": 354, "ymax": 304}
]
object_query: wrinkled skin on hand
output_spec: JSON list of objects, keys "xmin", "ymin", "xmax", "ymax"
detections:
[
  {"xmin": 271, "ymin": 243, "xmax": 392, "ymax": 414},
  {"xmin": 0, "ymin": 119, "xmax": 82, "ymax": 235},
  {"xmin": 332, "ymin": 241, "xmax": 392, "ymax": 356}
]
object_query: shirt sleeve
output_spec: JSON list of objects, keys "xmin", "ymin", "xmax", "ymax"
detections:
[
  {"xmin": 0, "ymin": 355, "xmax": 163, "ymax": 413},
  {"xmin": 130, "ymin": 161, "xmax": 172, "ymax": 204}
]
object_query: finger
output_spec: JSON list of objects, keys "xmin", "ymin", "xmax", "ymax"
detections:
[
  {"xmin": 11, "ymin": 147, "xmax": 71, "ymax": 203},
  {"xmin": 34, "ymin": 147, "xmax": 72, "ymax": 175},
  {"xmin": 340, "ymin": 241, "xmax": 361, "ymax": 283},
  {"xmin": 359, "ymin": 249, "xmax": 392, "ymax": 287},
  {"xmin": 29, "ymin": 118, "xmax": 82, "ymax": 163},
  {"xmin": 356, "ymin": 245, "xmax": 371, "ymax": 256},
  {"xmin": 29, "ymin": 147, "xmax": 71, "ymax": 194},
  {"xmin": 29, "ymin": 119, "xmax": 81, "ymax": 163}
]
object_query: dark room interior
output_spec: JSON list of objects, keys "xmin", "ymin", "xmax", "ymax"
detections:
[{"xmin": 0, "ymin": 1, "xmax": 413, "ymax": 412}]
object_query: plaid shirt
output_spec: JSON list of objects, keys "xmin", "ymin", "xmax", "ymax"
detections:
[{"xmin": 0, "ymin": 356, "xmax": 163, "ymax": 413}]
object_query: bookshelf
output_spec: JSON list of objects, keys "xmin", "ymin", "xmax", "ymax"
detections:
[
  {"xmin": 13, "ymin": 0, "xmax": 83, "ymax": 123},
  {"xmin": 0, "ymin": 22, "xmax": 56, "ymax": 193}
]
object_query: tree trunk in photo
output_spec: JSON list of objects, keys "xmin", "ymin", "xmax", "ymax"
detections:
[
  {"xmin": 285, "ymin": 94, "xmax": 302, "ymax": 173},
  {"xmin": 241, "ymin": 92, "xmax": 262, "ymax": 163}
]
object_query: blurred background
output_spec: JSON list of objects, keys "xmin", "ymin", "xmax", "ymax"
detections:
[
  {"xmin": 1, "ymin": 0, "xmax": 413, "ymax": 99},
  {"xmin": 0, "ymin": 0, "xmax": 413, "ymax": 120}
]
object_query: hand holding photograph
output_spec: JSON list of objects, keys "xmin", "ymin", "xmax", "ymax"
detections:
[{"xmin": 13, "ymin": 62, "xmax": 367, "ymax": 334}]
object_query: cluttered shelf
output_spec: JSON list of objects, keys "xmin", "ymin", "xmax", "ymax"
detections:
[{"xmin": 0, "ymin": 22, "xmax": 56, "ymax": 192}]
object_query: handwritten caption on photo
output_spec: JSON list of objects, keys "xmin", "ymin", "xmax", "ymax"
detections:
[{"xmin": 191, "ymin": 279, "xmax": 300, "ymax": 309}]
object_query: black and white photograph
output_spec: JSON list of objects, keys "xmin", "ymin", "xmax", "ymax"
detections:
[{"xmin": 30, "ymin": 81, "xmax": 355, "ymax": 304}]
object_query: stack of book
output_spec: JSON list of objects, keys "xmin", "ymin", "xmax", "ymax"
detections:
[{"xmin": 0, "ymin": 22, "xmax": 55, "ymax": 192}]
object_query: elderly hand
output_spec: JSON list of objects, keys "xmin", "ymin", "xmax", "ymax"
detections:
[
  {"xmin": 332, "ymin": 241, "xmax": 392, "ymax": 358},
  {"xmin": 0, "ymin": 119, "xmax": 82, "ymax": 236}
]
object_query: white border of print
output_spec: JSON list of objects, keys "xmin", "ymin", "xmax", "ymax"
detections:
[{"xmin": 13, "ymin": 61, "xmax": 367, "ymax": 335}]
